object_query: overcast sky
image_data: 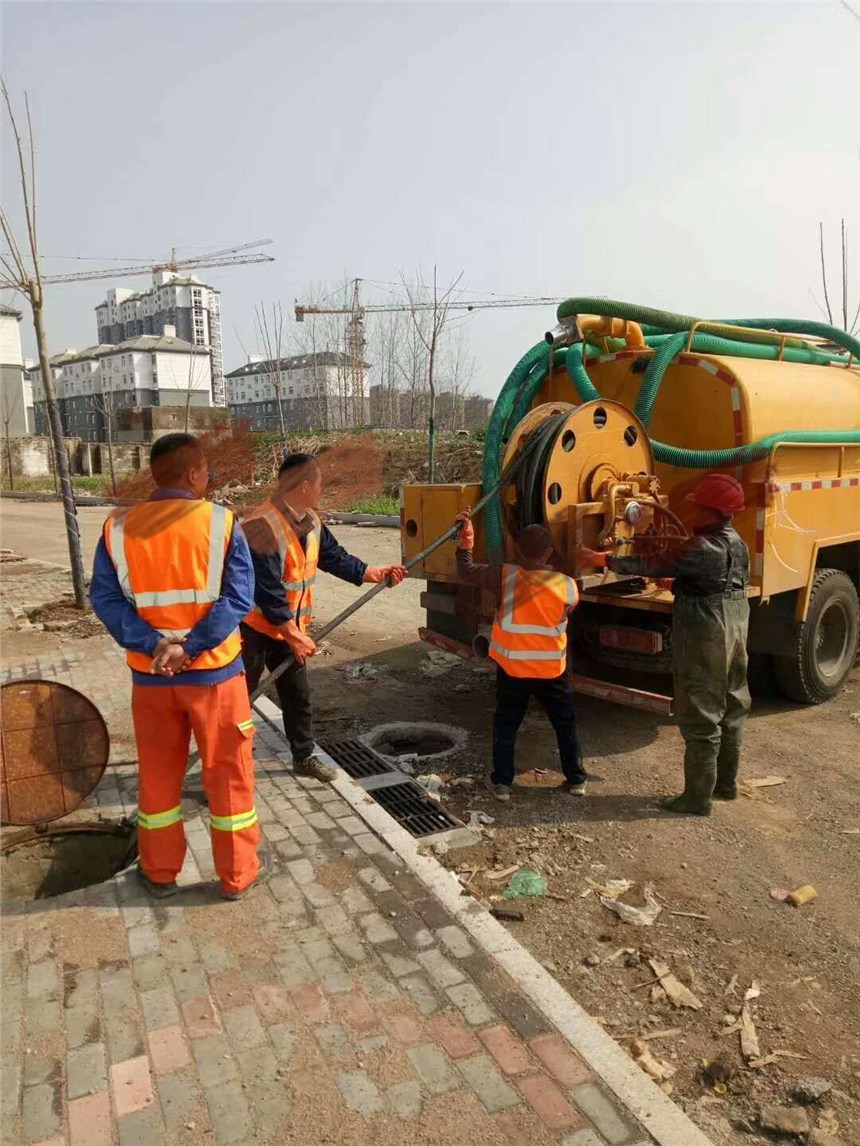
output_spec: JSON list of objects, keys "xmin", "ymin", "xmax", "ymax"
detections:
[{"xmin": 2, "ymin": 1, "xmax": 858, "ymax": 396}]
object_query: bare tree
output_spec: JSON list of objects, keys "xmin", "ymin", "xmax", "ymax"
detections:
[
  {"xmin": 0, "ymin": 79, "xmax": 87, "ymax": 606},
  {"xmin": 92, "ymin": 362, "xmax": 117, "ymax": 493},
  {"xmin": 401, "ymin": 267, "xmax": 464, "ymax": 480},
  {"xmin": 183, "ymin": 347, "xmax": 205, "ymax": 433},
  {"xmin": 255, "ymin": 302, "xmax": 287, "ymax": 440},
  {"xmin": 816, "ymin": 218, "xmax": 860, "ymax": 335},
  {"xmin": 0, "ymin": 381, "xmax": 21, "ymax": 488}
]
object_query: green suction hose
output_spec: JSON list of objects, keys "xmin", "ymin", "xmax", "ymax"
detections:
[{"xmin": 482, "ymin": 300, "xmax": 860, "ymax": 564}]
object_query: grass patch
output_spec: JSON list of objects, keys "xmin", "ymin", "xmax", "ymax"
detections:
[
  {"xmin": 349, "ymin": 495, "xmax": 399, "ymax": 516},
  {"xmin": 0, "ymin": 475, "xmax": 114, "ymax": 495}
]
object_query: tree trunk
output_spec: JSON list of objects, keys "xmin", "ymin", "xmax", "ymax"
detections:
[
  {"xmin": 427, "ymin": 339, "xmax": 437, "ymax": 482},
  {"xmin": 32, "ymin": 294, "xmax": 87, "ymax": 608}
]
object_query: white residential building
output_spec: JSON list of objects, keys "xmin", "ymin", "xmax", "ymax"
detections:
[
  {"xmin": 29, "ymin": 328, "xmax": 212, "ymax": 442},
  {"xmin": 225, "ymin": 352, "xmax": 367, "ymax": 431},
  {"xmin": 0, "ymin": 305, "xmax": 34, "ymax": 435},
  {"xmin": 95, "ymin": 272, "xmax": 224, "ymax": 404}
]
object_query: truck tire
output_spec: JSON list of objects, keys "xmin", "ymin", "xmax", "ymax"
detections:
[{"xmin": 774, "ymin": 569, "xmax": 860, "ymax": 704}]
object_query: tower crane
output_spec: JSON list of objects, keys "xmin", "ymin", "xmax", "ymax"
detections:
[
  {"xmin": 38, "ymin": 238, "xmax": 275, "ymax": 285},
  {"xmin": 294, "ymin": 277, "xmax": 563, "ymax": 410}
]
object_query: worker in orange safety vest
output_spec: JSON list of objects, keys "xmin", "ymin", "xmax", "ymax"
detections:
[
  {"xmin": 240, "ymin": 452, "xmax": 407, "ymax": 782},
  {"xmin": 90, "ymin": 433, "xmax": 264, "ymax": 900},
  {"xmin": 454, "ymin": 508, "xmax": 586, "ymax": 802}
]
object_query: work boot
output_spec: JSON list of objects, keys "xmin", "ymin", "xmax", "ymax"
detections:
[
  {"xmin": 136, "ymin": 867, "xmax": 179, "ymax": 899},
  {"xmin": 658, "ymin": 752, "xmax": 715, "ymax": 816},
  {"xmin": 658, "ymin": 793, "xmax": 711, "ymax": 816},
  {"xmin": 293, "ymin": 755, "xmax": 338, "ymax": 783},
  {"xmin": 485, "ymin": 779, "xmax": 512, "ymax": 803},
  {"xmin": 221, "ymin": 847, "xmax": 274, "ymax": 901},
  {"xmin": 712, "ymin": 784, "xmax": 738, "ymax": 801},
  {"xmin": 715, "ymin": 741, "xmax": 740, "ymax": 801}
]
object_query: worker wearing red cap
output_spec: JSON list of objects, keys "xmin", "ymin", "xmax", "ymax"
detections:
[{"xmin": 576, "ymin": 474, "xmax": 750, "ymax": 815}]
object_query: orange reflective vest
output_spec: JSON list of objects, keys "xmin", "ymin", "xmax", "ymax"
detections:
[
  {"xmin": 104, "ymin": 498, "xmax": 241, "ymax": 674},
  {"xmin": 489, "ymin": 564, "xmax": 578, "ymax": 679},
  {"xmin": 242, "ymin": 499, "xmax": 321, "ymax": 640}
]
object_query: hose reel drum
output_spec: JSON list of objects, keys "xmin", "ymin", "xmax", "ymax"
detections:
[{"xmin": 501, "ymin": 399, "xmax": 669, "ymax": 570}]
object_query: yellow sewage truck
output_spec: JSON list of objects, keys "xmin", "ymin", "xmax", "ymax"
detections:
[{"xmin": 402, "ymin": 299, "xmax": 860, "ymax": 712}]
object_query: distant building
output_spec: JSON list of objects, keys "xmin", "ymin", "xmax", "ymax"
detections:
[
  {"xmin": 95, "ymin": 272, "xmax": 224, "ymax": 405},
  {"xmin": 368, "ymin": 384, "xmax": 492, "ymax": 432},
  {"xmin": 29, "ymin": 327, "xmax": 212, "ymax": 442},
  {"xmin": 225, "ymin": 352, "xmax": 368, "ymax": 431},
  {"xmin": 0, "ymin": 305, "xmax": 34, "ymax": 435}
]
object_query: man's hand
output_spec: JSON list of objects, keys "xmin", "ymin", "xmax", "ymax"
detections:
[
  {"xmin": 278, "ymin": 620, "xmax": 317, "ymax": 666},
  {"xmin": 364, "ymin": 565, "xmax": 408, "ymax": 587},
  {"xmin": 572, "ymin": 547, "xmax": 609, "ymax": 569},
  {"xmin": 151, "ymin": 638, "xmax": 191, "ymax": 677},
  {"xmin": 455, "ymin": 507, "xmax": 474, "ymax": 551}
]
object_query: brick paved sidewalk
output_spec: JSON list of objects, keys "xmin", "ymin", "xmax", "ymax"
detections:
[{"xmin": 0, "ymin": 617, "xmax": 701, "ymax": 1146}]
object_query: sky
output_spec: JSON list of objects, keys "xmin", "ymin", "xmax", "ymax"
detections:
[{"xmin": 2, "ymin": 1, "xmax": 859, "ymax": 397}]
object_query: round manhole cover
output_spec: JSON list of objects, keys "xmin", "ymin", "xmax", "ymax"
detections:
[{"xmin": 0, "ymin": 680, "xmax": 110, "ymax": 826}]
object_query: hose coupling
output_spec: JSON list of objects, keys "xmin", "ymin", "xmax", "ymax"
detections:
[{"xmin": 545, "ymin": 318, "xmax": 581, "ymax": 347}]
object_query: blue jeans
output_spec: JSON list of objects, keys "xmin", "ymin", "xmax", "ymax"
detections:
[{"xmin": 491, "ymin": 667, "xmax": 585, "ymax": 786}]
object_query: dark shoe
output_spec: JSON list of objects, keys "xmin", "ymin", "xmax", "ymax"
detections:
[
  {"xmin": 658, "ymin": 794, "xmax": 711, "ymax": 816},
  {"xmin": 136, "ymin": 867, "xmax": 179, "ymax": 899},
  {"xmin": 713, "ymin": 785, "xmax": 738, "ymax": 801},
  {"xmin": 486, "ymin": 778, "xmax": 513, "ymax": 803},
  {"xmin": 293, "ymin": 755, "xmax": 338, "ymax": 783},
  {"xmin": 221, "ymin": 848, "xmax": 274, "ymax": 901}
]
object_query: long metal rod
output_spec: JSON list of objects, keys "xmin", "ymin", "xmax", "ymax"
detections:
[{"xmin": 248, "ymin": 435, "xmax": 540, "ymax": 710}]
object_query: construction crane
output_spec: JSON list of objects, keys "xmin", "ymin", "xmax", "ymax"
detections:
[
  {"xmin": 294, "ymin": 277, "xmax": 563, "ymax": 412},
  {"xmin": 38, "ymin": 238, "xmax": 275, "ymax": 285}
]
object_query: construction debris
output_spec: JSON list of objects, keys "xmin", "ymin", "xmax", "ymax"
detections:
[
  {"xmin": 758, "ymin": 1105, "xmax": 810, "ymax": 1136},
  {"xmin": 742, "ymin": 776, "xmax": 788, "ymax": 789},
  {"xmin": 601, "ymin": 884, "xmax": 662, "ymax": 926},
  {"xmin": 647, "ymin": 959, "xmax": 704, "ymax": 1010},
  {"xmin": 740, "ymin": 1004, "xmax": 761, "ymax": 1061},
  {"xmin": 794, "ymin": 1076, "xmax": 833, "ymax": 1104},
  {"xmin": 502, "ymin": 869, "xmax": 547, "ymax": 900}
]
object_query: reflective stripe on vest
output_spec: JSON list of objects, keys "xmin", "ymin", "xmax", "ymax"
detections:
[
  {"xmin": 108, "ymin": 503, "xmax": 229, "ymax": 610},
  {"xmin": 104, "ymin": 499, "xmax": 240, "ymax": 673},
  {"xmin": 138, "ymin": 805, "xmax": 182, "ymax": 831},
  {"xmin": 497, "ymin": 565, "xmax": 577, "ymax": 636},
  {"xmin": 210, "ymin": 807, "xmax": 258, "ymax": 833},
  {"xmin": 489, "ymin": 564, "xmax": 577, "ymax": 679},
  {"xmin": 243, "ymin": 500, "xmax": 321, "ymax": 639}
]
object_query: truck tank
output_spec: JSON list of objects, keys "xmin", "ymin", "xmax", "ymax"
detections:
[{"xmin": 403, "ymin": 302, "xmax": 860, "ymax": 708}]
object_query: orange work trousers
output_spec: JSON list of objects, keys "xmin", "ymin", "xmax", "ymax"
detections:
[{"xmin": 131, "ymin": 673, "xmax": 260, "ymax": 896}]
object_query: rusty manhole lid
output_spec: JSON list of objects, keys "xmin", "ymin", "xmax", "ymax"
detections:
[{"xmin": 0, "ymin": 680, "xmax": 110, "ymax": 826}]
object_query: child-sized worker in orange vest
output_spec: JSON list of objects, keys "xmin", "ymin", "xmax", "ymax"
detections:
[{"xmin": 455, "ymin": 509, "xmax": 586, "ymax": 802}]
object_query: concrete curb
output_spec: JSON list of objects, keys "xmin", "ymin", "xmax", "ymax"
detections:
[{"xmin": 250, "ymin": 695, "xmax": 711, "ymax": 1146}]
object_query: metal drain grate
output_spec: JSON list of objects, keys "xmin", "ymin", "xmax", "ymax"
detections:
[
  {"xmin": 318, "ymin": 739, "xmax": 395, "ymax": 779},
  {"xmin": 372, "ymin": 782, "xmax": 460, "ymax": 837}
]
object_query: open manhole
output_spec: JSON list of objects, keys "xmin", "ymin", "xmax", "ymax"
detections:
[
  {"xmin": 2, "ymin": 823, "xmax": 137, "ymax": 903},
  {"xmin": 360, "ymin": 722, "xmax": 466, "ymax": 768},
  {"xmin": 1, "ymin": 679, "xmax": 138, "ymax": 903}
]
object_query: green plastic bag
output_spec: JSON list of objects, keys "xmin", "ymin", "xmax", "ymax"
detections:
[{"xmin": 502, "ymin": 869, "xmax": 547, "ymax": 900}]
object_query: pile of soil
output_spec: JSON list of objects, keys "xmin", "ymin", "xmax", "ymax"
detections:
[{"xmin": 25, "ymin": 600, "xmax": 103, "ymax": 639}]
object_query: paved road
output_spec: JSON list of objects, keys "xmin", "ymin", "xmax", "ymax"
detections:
[{"xmin": 0, "ymin": 500, "xmax": 423, "ymax": 638}]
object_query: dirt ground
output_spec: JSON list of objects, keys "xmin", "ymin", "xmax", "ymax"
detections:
[{"xmin": 3, "ymin": 504, "xmax": 859, "ymax": 1145}]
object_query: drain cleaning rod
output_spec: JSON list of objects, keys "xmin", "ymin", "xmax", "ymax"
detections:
[{"xmin": 246, "ymin": 432, "xmax": 541, "ymax": 711}]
